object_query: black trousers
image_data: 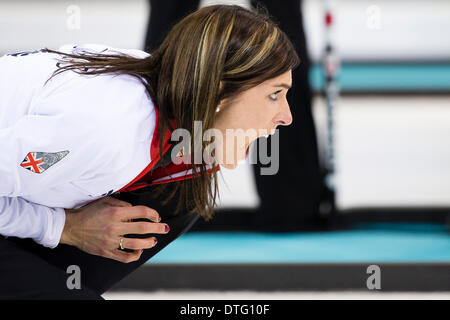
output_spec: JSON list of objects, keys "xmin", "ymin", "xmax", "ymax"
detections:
[
  {"xmin": 0, "ymin": 183, "xmax": 198, "ymax": 300},
  {"xmin": 249, "ymin": 0, "xmax": 323, "ymax": 230},
  {"xmin": 145, "ymin": 0, "xmax": 323, "ymax": 230}
]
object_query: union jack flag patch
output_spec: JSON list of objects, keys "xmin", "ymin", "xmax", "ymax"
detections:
[{"xmin": 20, "ymin": 151, "xmax": 69, "ymax": 174}]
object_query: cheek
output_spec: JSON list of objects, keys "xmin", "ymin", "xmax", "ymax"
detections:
[
  {"xmin": 244, "ymin": 99, "xmax": 273, "ymax": 126},
  {"xmin": 218, "ymin": 96, "xmax": 273, "ymax": 132},
  {"xmin": 223, "ymin": 104, "xmax": 255, "ymax": 130},
  {"xmin": 252, "ymin": 102, "xmax": 277, "ymax": 129}
]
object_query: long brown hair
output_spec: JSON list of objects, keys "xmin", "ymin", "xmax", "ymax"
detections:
[{"xmin": 43, "ymin": 4, "xmax": 300, "ymax": 221}]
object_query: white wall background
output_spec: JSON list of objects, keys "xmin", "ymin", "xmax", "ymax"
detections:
[{"xmin": 1, "ymin": 0, "xmax": 450, "ymax": 61}]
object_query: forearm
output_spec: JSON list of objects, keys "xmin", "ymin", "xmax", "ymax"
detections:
[{"xmin": 0, "ymin": 197, "xmax": 66, "ymax": 248}]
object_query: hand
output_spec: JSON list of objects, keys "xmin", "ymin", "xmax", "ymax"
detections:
[{"xmin": 60, "ymin": 196, "xmax": 170, "ymax": 263}]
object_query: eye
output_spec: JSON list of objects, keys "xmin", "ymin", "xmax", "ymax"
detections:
[{"xmin": 269, "ymin": 90, "xmax": 281, "ymax": 101}]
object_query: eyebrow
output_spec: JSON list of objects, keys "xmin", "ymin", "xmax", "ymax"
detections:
[{"xmin": 273, "ymin": 83, "xmax": 292, "ymax": 90}]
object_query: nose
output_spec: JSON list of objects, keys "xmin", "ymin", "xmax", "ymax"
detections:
[{"xmin": 275, "ymin": 101, "xmax": 293, "ymax": 126}]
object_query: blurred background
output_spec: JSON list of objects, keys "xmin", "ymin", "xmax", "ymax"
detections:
[{"xmin": 2, "ymin": 0, "xmax": 449, "ymax": 299}]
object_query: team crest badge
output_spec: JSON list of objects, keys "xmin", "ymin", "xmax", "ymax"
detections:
[{"xmin": 20, "ymin": 151, "xmax": 69, "ymax": 174}]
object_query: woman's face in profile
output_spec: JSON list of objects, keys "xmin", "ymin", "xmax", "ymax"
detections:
[{"xmin": 213, "ymin": 69, "xmax": 293, "ymax": 169}]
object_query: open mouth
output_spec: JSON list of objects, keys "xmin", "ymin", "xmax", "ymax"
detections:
[
  {"xmin": 245, "ymin": 134, "xmax": 271, "ymax": 159},
  {"xmin": 245, "ymin": 138, "xmax": 257, "ymax": 159}
]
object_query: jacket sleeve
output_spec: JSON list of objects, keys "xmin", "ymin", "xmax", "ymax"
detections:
[
  {"xmin": 0, "ymin": 198, "xmax": 65, "ymax": 249},
  {"xmin": 0, "ymin": 113, "xmax": 74, "ymax": 248},
  {"xmin": 0, "ymin": 111, "xmax": 119, "ymax": 248}
]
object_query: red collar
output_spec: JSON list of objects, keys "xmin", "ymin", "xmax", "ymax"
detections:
[{"xmin": 118, "ymin": 105, "xmax": 220, "ymax": 193}]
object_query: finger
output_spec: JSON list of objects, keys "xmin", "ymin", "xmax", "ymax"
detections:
[
  {"xmin": 121, "ymin": 237, "xmax": 158, "ymax": 250},
  {"xmin": 122, "ymin": 205, "xmax": 161, "ymax": 223},
  {"xmin": 102, "ymin": 196, "xmax": 132, "ymax": 207},
  {"xmin": 119, "ymin": 221, "xmax": 169, "ymax": 235},
  {"xmin": 110, "ymin": 248, "xmax": 143, "ymax": 263}
]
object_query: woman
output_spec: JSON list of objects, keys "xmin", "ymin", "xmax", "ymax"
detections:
[{"xmin": 0, "ymin": 4, "xmax": 298, "ymax": 299}]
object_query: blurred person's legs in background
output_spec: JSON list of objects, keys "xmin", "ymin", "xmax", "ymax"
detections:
[
  {"xmin": 145, "ymin": 0, "xmax": 200, "ymax": 52},
  {"xmin": 250, "ymin": 0, "xmax": 323, "ymax": 231}
]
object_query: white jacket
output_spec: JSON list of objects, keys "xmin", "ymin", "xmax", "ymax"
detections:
[{"xmin": 0, "ymin": 44, "xmax": 157, "ymax": 248}]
